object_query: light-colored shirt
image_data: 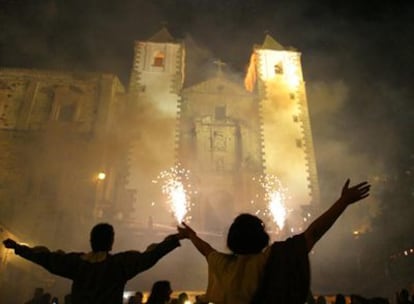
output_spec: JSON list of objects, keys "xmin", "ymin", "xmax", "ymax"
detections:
[{"xmin": 201, "ymin": 248, "xmax": 271, "ymax": 304}]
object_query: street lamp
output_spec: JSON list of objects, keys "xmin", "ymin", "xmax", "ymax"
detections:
[
  {"xmin": 97, "ymin": 172, "xmax": 106, "ymax": 181},
  {"xmin": 94, "ymin": 172, "xmax": 106, "ymax": 219}
]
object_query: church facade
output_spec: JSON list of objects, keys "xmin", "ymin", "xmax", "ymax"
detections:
[{"xmin": 128, "ymin": 28, "xmax": 319, "ymax": 234}]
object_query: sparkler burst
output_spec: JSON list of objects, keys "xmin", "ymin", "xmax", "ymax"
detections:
[
  {"xmin": 154, "ymin": 165, "xmax": 194, "ymax": 223},
  {"xmin": 255, "ymin": 174, "xmax": 289, "ymax": 230}
]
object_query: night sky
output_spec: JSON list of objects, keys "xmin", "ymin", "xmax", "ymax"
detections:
[
  {"xmin": 1, "ymin": 0, "xmax": 414, "ymax": 294},
  {"xmin": 1, "ymin": 0, "xmax": 412, "ymax": 158},
  {"xmin": 2, "ymin": 1, "xmax": 413, "ymax": 194}
]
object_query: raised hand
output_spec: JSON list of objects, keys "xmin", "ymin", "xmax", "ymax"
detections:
[
  {"xmin": 177, "ymin": 222, "xmax": 196, "ymax": 239},
  {"xmin": 304, "ymin": 178, "xmax": 372, "ymax": 251},
  {"xmin": 3, "ymin": 238, "xmax": 18, "ymax": 249},
  {"xmin": 340, "ymin": 179, "xmax": 371, "ymax": 205},
  {"xmin": 178, "ymin": 222, "xmax": 214, "ymax": 257}
]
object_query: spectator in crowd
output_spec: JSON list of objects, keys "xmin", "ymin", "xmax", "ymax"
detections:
[
  {"xmin": 350, "ymin": 294, "xmax": 370, "ymax": 304},
  {"xmin": 63, "ymin": 293, "xmax": 72, "ymax": 304},
  {"xmin": 306, "ymin": 290, "xmax": 316, "ymax": 304},
  {"xmin": 171, "ymin": 292, "xmax": 189, "ymax": 304},
  {"xmin": 146, "ymin": 280, "xmax": 173, "ymax": 304},
  {"xmin": 335, "ymin": 294, "xmax": 346, "ymax": 304},
  {"xmin": 397, "ymin": 289, "xmax": 413, "ymax": 304},
  {"xmin": 40, "ymin": 293, "xmax": 51, "ymax": 304},
  {"xmin": 51, "ymin": 296, "xmax": 59, "ymax": 304},
  {"xmin": 177, "ymin": 292, "xmax": 189, "ymax": 304},
  {"xmin": 127, "ymin": 291, "xmax": 143, "ymax": 304},
  {"xmin": 178, "ymin": 179, "xmax": 371, "ymax": 304},
  {"xmin": 24, "ymin": 287, "xmax": 45, "ymax": 304},
  {"xmin": 3, "ymin": 223, "xmax": 186, "ymax": 304},
  {"xmin": 370, "ymin": 297, "xmax": 390, "ymax": 304},
  {"xmin": 316, "ymin": 295, "xmax": 327, "ymax": 304}
]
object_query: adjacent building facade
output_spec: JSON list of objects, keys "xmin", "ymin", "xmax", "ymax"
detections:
[{"xmin": 0, "ymin": 69, "xmax": 134, "ymax": 301}]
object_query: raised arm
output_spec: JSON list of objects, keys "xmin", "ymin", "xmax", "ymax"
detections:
[
  {"xmin": 3, "ymin": 238, "xmax": 77, "ymax": 278},
  {"xmin": 304, "ymin": 179, "xmax": 371, "ymax": 252},
  {"xmin": 120, "ymin": 233, "xmax": 184, "ymax": 280},
  {"xmin": 178, "ymin": 222, "xmax": 215, "ymax": 258}
]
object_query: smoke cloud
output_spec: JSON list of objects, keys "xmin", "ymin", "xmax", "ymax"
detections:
[{"xmin": 1, "ymin": 0, "xmax": 413, "ymax": 299}]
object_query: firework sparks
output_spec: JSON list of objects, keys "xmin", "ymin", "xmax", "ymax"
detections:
[
  {"xmin": 257, "ymin": 174, "xmax": 289, "ymax": 230},
  {"xmin": 268, "ymin": 190, "xmax": 287, "ymax": 230},
  {"xmin": 155, "ymin": 165, "xmax": 193, "ymax": 223}
]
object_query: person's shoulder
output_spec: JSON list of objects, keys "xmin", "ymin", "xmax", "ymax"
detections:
[
  {"xmin": 66, "ymin": 251, "xmax": 86, "ymax": 257},
  {"xmin": 112, "ymin": 250, "xmax": 141, "ymax": 258},
  {"xmin": 268, "ymin": 233, "xmax": 307, "ymax": 257},
  {"xmin": 48, "ymin": 250, "xmax": 83, "ymax": 259},
  {"xmin": 271, "ymin": 233, "xmax": 305, "ymax": 246},
  {"xmin": 207, "ymin": 250, "xmax": 232, "ymax": 262},
  {"xmin": 208, "ymin": 249, "xmax": 226, "ymax": 257}
]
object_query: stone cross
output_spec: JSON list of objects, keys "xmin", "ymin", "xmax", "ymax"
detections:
[{"xmin": 213, "ymin": 59, "xmax": 226, "ymax": 76}]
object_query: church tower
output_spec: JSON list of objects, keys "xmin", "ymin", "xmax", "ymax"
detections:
[
  {"xmin": 128, "ymin": 27, "xmax": 185, "ymax": 225},
  {"xmin": 245, "ymin": 34, "xmax": 320, "ymax": 229}
]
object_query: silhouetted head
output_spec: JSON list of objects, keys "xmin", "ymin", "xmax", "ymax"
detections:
[
  {"xmin": 335, "ymin": 294, "xmax": 346, "ymax": 304},
  {"xmin": 227, "ymin": 213, "xmax": 269, "ymax": 254},
  {"xmin": 135, "ymin": 292, "xmax": 143, "ymax": 304},
  {"xmin": 178, "ymin": 292, "xmax": 189, "ymax": 304},
  {"xmin": 316, "ymin": 295, "xmax": 327, "ymax": 304},
  {"xmin": 399, "ymin": 289, "xmax": 410, "ymax": 302},
  {"xmin": 147, "ymin": 281, "xmax": 172, "ymax": 304},
  {"xmin": 90, "ymin": 223, "xmax": 114, "ymax": 252}
]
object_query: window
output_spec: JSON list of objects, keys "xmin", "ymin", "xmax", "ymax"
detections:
[
  {"xmin": 215, "ymin": 105, "xmax": 226, "ymax": 120},
  {"xmin": 213, "ymin": 131, "xmax": 226, "ymax": 151},
  {"xmin": 153, "ymin": 52, "xmax": 165, "ymax": 67},
  {"xmin": 274, "ymin": 62, "xmax": 284, "ymax": 74},
  {"xmin": 51, "ymin": 87, "xmax": 81, "ymax": 122},
  {"xmin": 58, "ymin": 103, "xmax": 77, "ymax": 122}
]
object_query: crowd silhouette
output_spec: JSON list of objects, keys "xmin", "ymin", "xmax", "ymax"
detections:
[{"xmin": 2, "ymin": 178, "xmax": 413, "ymax": 304}]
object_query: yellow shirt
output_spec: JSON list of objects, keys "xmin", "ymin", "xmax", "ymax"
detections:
[{"xmin": 201, "ymin": 248, "xmax": 271, "ymax": 304}]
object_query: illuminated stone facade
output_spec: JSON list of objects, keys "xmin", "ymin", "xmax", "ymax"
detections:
[
  {"xmin": 0, "ymin": 69, "xmax": 132, "ymax": 246},
  {"xmin": 178, "ymin": 75, "xmax": 264, "ymax": 231},
  {"xmin": 246, "ymin": 35, "xmax": 320, "ymax": 228},
  {"xmin": 128, "ymin": 28, "xmax": 185, "ymax": 225},
  {"xmin": 128, "ymin": 29, "xmax": 319, "ymax": 232}
]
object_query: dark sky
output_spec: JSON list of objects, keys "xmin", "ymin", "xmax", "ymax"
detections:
[{"xmin": 1, "ymin": 0, "xmax": 413, "ymax": 205}]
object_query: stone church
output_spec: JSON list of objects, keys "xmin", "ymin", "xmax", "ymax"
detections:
[
  {"xmin": 0, "ymin": 27, "xmax": 319, "ymax": 298},
  {"xmin": 127, "ymin": 27, "xmax": 319, "ymax": 233}
]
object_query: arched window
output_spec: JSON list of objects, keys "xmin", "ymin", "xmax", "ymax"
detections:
[
  {"xmin": 274, "ymin": 62, "xmax": 284, "ymax": 74},
  {"xmin": 153, "ymin": 51, "xmax": 165, "ymax": 67}
]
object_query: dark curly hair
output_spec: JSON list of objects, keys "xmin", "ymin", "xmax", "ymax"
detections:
[
  {"xmin": 90, "ymin": 223, "xmax": 114, "ymax": 252},
  {"xmin": 226, "ymin": 213, "xmax": 269, "ymax": 254}
]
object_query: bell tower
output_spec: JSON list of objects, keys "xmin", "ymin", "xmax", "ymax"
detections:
[
  {"xmin": 127, "ymin": 27, "xmax": 185, "ymax": 225},
  {"xmin": 245, "ymin": 34, "xmax": 320, "ymax": 229},
  {"xmin": 129, "ymin": 27, "xmax": 184, "ymax": 115}
]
